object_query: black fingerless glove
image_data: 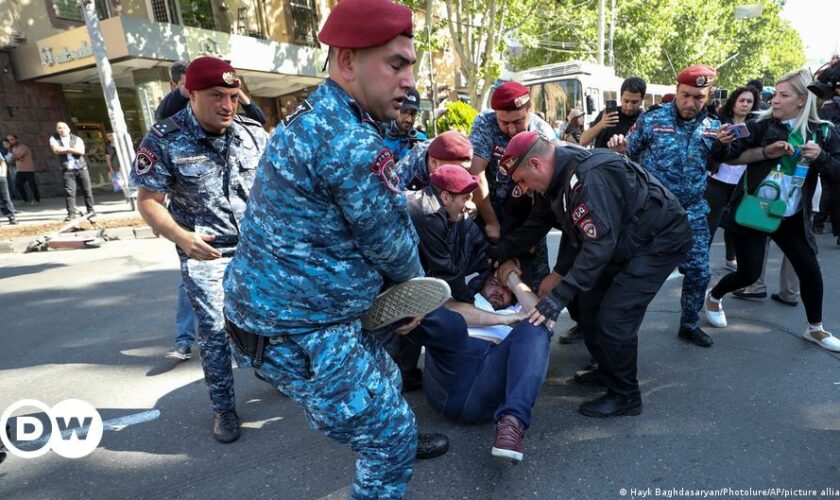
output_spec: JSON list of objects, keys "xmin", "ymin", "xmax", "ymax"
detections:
[{"xmin": 535, "ymin": 291, "xmax": 566, "ymax": 322}]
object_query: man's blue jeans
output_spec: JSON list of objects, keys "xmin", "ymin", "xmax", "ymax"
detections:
[
  {"xmin": 175, "ymin": 280, "xmax": 197, "ymax": 346},
  {"xmin": 407, "ymin": 307, "xmax": 551, "ymax": 428}
]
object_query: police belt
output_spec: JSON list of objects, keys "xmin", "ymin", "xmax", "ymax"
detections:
[{"xmin": 225, "ymin": 317, "xmax": 289, "ymax": 368}]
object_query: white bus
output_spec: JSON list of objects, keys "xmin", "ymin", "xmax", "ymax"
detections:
[{"xmin": 513, "ymin": 61, "xmax": 674, "ymax": 129}]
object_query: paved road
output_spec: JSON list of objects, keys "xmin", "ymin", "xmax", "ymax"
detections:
[{"xmin": 1, "ymin": 232, "xmax": 839, "ymax": 499}]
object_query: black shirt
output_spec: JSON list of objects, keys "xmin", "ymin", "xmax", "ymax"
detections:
[{"xmin": 589, "ymin": 109, "xmax": 642, "ymax": 148}]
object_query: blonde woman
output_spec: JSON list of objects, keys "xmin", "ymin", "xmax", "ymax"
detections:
[{"xmin": 705, "ymin": 68, "xmax": 840, "ymax": 351}]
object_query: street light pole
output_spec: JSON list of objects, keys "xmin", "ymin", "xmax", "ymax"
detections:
[{"xmin": 78, "ymin": 0, "xmax": 136, "ymax": 211}]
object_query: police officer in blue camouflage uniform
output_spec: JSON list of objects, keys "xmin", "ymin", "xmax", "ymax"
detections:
[
  {"xmin": 222, "ymin": 0, "xmax": 435, "ymax": 497},
  {"xmin": 384, "ymin": 88, "xmax": 427, "ymax": 160},
  {"xmin": 132, "ymin": 56, "xmax": 268, "ymax": 443},
  {"xmin": 469, "ymin": 82, "xmax": 556, "ymax": 290},
  {"xmin": 609, "ymin": 64, "xmax": 720, "ymax": 347},
  {"xmin": 396, "ymin": 130, "xmax": 472, "ymax": 191}
]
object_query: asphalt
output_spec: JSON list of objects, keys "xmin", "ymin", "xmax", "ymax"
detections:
[{"xmin": 0, "ymin": 230, "xmax": 839, "ymax": 499}]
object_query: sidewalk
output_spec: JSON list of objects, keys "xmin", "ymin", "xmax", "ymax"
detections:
[{"xmin": 0, "ymin": 191, "xmax": 153, "ymax": 253}]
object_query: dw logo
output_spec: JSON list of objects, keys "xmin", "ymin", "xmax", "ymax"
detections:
[{"xmin": 0, "ymin": 399, "xmax": 103, "ymax": 459}]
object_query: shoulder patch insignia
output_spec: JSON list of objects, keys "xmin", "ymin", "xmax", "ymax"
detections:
[
  {"xmin": 570, "ymin": 173, "xmax": 580, "ymax": 191},
  {"xmin": 151, "ymin": 118, "xmax": 181, "ymax": 138},
  {"xmin": 281, "ymin": 100, "xmax": 312, "ymax": 127},
  {"xmin": 571, "ymin": 202, "xmax": 589, "ymax": 224},
  {"xmin": 135, "ymin": 147, "xmax": 158, "ymax": 176},
  {"xmin": 579, "ymin": 217, "xmax": 598, "ymax": 240},
  {"xmin": 371, "ymin": 148, "xmax": 400, "ymax": 193}
]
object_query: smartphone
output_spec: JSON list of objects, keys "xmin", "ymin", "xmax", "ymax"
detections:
[
  {"xmin": 605, "ymin": 100, "xmax": 618, "ymax": 114},
  {"xmin": 728, "ymin": 122, "xmax": 750, "ymax": 139}
]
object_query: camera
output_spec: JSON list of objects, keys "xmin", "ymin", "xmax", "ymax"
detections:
[{"xmin": 807, "ymin": 61, "xmax": 840, "ymax": 99}]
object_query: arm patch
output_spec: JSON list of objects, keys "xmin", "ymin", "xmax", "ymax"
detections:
[
  {"xmin": 371, "ymin": 148, "xmax": 400, "ymax": 193},
  {"xmin": 135, "ymin": 147, "xmax": 158, "ymax": 176}
]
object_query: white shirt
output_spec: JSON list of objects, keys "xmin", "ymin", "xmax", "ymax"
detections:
[{"xmin": 467, "ymin": 293, "xmax": 522, "ymax": 343}]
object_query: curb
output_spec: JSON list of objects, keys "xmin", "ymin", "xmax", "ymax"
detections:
[{"xmin": 0, "ymin": 225, "xmax": 158, "ymax": 254}]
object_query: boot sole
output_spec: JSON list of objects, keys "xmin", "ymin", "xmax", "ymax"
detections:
[
  {"xmin": 578, "ymin": 404, "xmax": 642, "ymax": 418},
  {"xmin": 165, "ymin": 352, "xmax": 192, "ymax": 360},
  {"xmin": 362, "ymin": 278, "xmax": 451, "ymax": 331},
  {"xmin": 491, "ymin": 447, "xmax": 523, "ymax": 463}
]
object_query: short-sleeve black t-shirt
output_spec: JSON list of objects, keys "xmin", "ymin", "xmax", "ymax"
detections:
[{"xmin": 589, "ymin": 109, "xmax": 642, "ymax": 148}]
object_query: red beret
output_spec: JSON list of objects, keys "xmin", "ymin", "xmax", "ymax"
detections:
[
  {"xmin": 676, "ymin": 64, "xmax": 716, "ymax": 88},
  {"xmin": 661, "ymin": 93, "xmax": 675, "ymax": 103},
  {"xmin": 430, "ymin": 164, "xmax": 479, "ymax": 195},
  {"xmin": 427, "ymin": 131, "xmax": 472, "ymax": 161},
  {"xmin": 184, "ymin": 57, "xmax": 240, "ymax": 91},
  {"xmin": 319, "ymin": 0, "xmax": 413, "ymax": 49},
  {"xmin": 491, "ymin": 82, "xmax": 530, "ymax": 111},
  {"xmin": 499, "ymin": 131, "xmax": 540, "ymax": 176}
]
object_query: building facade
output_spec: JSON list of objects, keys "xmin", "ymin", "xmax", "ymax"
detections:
[{"xmin": 0, "ymin": 0, "xmax": 333, "ymax": 193}]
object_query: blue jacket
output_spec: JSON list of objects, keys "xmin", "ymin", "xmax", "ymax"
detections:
[
  {"xmin": 625, "ymin": 102, "xmax": 719, "ymax": 220},
  {"xmin": 224, "ymin": 79, "xmax": 423, "ymax": 335}
]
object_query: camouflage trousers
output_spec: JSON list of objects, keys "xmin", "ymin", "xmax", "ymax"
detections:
[
  {"xmin": 253, "ymin": 321, "xmax": 417, "ymax": 500},
  {"xmin": 677, "ymin": 216, "xmax": 711, "ymax": 329},
  {"xmin": 180, "ymin": 255, "xmax": 236, "ymax": 413}
]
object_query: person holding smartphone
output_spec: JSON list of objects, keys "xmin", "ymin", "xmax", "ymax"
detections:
[
  {"xmin": 706, "ymin": 68, "xmax": 840, "ymax": 352},
  {"xmin": 704, "ymin": 86, "xmax": 760, "ymax": 271},
  {"xmin": 580, "ymin": 76, "xmax": 646, "ymax": 148}
]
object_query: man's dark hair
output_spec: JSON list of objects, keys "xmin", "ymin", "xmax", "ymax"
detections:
[
  {"xmin": 621, "ymin": 76, "xmax": 647, "ymax": 97},
  {"xmin": 170, "ymin": 61, "xmax": 188, "ymax": 83},
  {"xmin": 746, "ymin": 79, "xmax": 763, "ymax": 93}
]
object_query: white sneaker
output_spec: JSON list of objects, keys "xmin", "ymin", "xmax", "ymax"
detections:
[
  {"xmin": 362, "ymin": 278, "xmax": 451, "ymax": 331},
  {"xmin": 704, "ymin": 291, "xmax": 727, "ymax": 328},
  {"xmin": 802, "ymin": 327, "xmax": 840, "ymax": 352}
]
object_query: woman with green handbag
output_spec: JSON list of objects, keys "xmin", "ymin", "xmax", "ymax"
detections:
[{"xmin": 704, "ymin": 68, "xmax": 840, "ymax": 352}]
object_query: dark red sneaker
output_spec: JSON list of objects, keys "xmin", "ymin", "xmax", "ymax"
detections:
[{"xmin": 491, "ymin": 414, "xmax": 526, "ymax": 463}]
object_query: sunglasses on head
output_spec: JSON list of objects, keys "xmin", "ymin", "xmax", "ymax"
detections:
[{"xmin": 498, "ymin": 138, "xmax": 540, "ymax": 177}]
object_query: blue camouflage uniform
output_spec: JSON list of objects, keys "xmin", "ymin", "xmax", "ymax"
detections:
[
  {"xmin": 224, "ymin": 79, "xmax": 423, "ymax": 500},
  {"xmin": 131, "ymin": 106, "xmax": 268, "ymax": 414},
  {"xmin": 469, "ymin": 110, "xmax": 555, "ymax": 288},
  {"xmin": 624, "ymin": 102, "xmax": 719, "ymax": 329},
  {"xmin": 396, "ymin": 139, "xmax": 431, "ymax": 191},
  {"xmin": 383, "ymin": 122, "xmax": 427, "ymax": 161}
]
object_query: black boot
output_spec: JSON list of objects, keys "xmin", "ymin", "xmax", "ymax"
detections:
[
  {"xmin": 213, "ymin": 410, "xmax": 241, "ymax": 443},
  {"xmin": 416, "ymin": 432, "xmax": 449, "ymax": 459},
  {"xmin": 678, "ymin": 326, "xmax": 713, "ymax": 347},
  {"xmin": 579, "ymin": 392, "xmax": 642, "ymax": 418}
]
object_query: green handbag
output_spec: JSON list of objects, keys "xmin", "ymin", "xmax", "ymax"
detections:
[{"xmin": 734, "ymin": 172, "xmax": 787, "ymax": 233}]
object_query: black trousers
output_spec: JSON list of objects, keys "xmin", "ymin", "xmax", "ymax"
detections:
[
  {"xmin": 15, "ymin": 171, "xmax": 40, "ymax": 203},
  {"xmin": 579, "ymin": 245, "xmax": 687, "ymax": 398},
  {"xmin": 710, "ymin": 211, "xmax": 823, "ymax": 323},
  {"xmin": 704, "ymin": 176, "xmax": 737, "ymax": 261},
  {"xmin": 63, "ymin": 168, "xmax": 95, "ymax": 215}
]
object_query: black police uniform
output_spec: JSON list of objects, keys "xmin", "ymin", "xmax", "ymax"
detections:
[{"xmin": 518, "ymin": 147, "xmax": 692, "ymax": 400}]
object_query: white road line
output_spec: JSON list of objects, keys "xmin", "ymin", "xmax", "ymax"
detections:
[{"xmin": 13, "ymin": 409, "xmax": 160, "ymax": 450}]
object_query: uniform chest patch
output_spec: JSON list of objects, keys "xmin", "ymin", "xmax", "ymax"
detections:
[
  {"xmin": 135, "ymin": 147, "xmax": 158, "ymax": 176},
  {"xmin": 653, "ymin": 126, "xmax": 676, "ymax": 134},
  {"xmin": 282, "ymin": 100, "xmax": 312, "ymax": 127},
  {"xmin": 571, "ymin": 203, "xmax": 589, "ymax": 224},
  {"xmin": 578, "ymin": 217, "xmax": 599, "ymax": 239},
  {"xmin": 371, "ymin": 148, "xmax": 400, "ymax": 193},
  {"xmin": 570, "ymin": 174, "xmax": 581, "ymax": 191},
  {"xmin": 492, "ymin": 144, "xmax": 505, "ymax": 159}
]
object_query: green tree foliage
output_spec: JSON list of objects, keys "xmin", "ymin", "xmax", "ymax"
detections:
[
  {"xmin": 512, "ymin": 0, "xmax": 805, "ymax": 89},
  {"xmin": 435, "ymin": 101, "xmax": 479, "ymax": 136}
]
